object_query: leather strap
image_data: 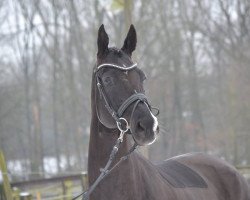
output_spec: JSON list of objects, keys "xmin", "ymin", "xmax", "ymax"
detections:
[{"xmin": 117, "ymin": 93, "xmax": 148, "ymax": 117}]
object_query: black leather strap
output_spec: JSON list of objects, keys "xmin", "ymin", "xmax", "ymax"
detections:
[
  {"xmin": 117, "ymin": 93, "xmax": 148, "ymax": 117},
  {"xmin": 96, "ymin": 76, "xmax": 120, "ymax": 122},
  {"xmin": 96, "ymin": 75, "xmax": 148, "ymax": 123}
]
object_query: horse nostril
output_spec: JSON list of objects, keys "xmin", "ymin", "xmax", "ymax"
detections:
[{"xmin": 137, "ymin": 122, "xmax": 145, "ymax": 132}]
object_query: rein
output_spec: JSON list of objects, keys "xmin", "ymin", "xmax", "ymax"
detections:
[{"xmin": 72, "ymin": 128, "xmax": 137, "ymax": 200}]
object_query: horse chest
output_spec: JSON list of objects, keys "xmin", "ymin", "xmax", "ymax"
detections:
[{"xmin": 90, "ymin": 166, "xmax": 139, "ymax": 200}]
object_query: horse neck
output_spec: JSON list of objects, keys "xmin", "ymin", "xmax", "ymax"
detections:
[
  {"xmin": 88, "ymin": 115, "xmax": 130, "ymax": 176},
  {"xmin": 88, "ymin": 110, "xmax": 140, "ymax": 199}
]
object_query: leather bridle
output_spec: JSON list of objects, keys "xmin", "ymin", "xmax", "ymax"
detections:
[{"xmin": 95, "ymin": 62, "xmax": 158, "ymax": 133}]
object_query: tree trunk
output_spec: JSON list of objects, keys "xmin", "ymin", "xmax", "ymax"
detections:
[
  {"xmin": 23, "ymin": 33, "xmax": 33, "ymax": 176},
  {"xmin": 52, "ymin": 0, "xmax": 60, "ymax": 172},
  {"xmin": 187, "ymin": 31, "xmax": 207, "ymax": 152},
  {"xmin": 173, "ymin": 62, "xmax": 185, "ymax": 154},
  {"xmin": 32, "ymin": 37, "xmax": 44, "ymax": 176},
  {"xmin": 124, "ymin": 0, "xmax": 132, "ymax": 29}
]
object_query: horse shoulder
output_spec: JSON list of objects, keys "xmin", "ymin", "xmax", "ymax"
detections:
[{"xmin": 132, "ymin": 153, "xmax": 177, "ymax": 200}]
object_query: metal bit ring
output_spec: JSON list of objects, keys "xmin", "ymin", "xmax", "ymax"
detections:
[{"xmin": 116, "ymin": 118, "xmax": 129, "ymax": 133}]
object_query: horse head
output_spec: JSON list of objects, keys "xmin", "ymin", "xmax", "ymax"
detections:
[{"xmin": 94, "ymin": 24, "xmax": 159, "ymax": 146}]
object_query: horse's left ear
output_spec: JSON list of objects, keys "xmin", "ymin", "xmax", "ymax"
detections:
[
  {"xmin": 121, "ymin": 25, "xmax": 137, "ymax": 56},
  {"xmin": 97, "ymin": 24, "xmax": 109, "ymax": 58}
]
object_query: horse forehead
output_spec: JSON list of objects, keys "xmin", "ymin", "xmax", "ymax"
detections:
[{"xmin": 104, "ymin": 48, "xmax": 133, "ymax": 66}]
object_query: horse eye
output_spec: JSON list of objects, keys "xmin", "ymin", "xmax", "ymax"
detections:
[
  {"xmin": 141, "ymin": 73, "xmax": 147, "ymax": 81},
  {"xmin": 103, "ymin": 77, "xmax": 113, "ymax": 85},
  {"xmin": 122, "ymin": 78, "xmax": 129, "ymax": 83},
  {"xmin": 136, "ymin": 68, "xmax": 147, "ymax": 82},
  {"xmin": 139, "ymin": 71, "xmax": 147, "ymax": 81}
]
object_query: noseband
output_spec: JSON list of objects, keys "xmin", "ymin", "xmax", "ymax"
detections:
[{"xmin": 95, "ymin": 63, "xmax": 157, "ymax": 133}]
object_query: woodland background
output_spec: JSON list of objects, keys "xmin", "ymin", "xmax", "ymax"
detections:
[{"xmin": 0, "ymin": 0, "xmax": 250, "ymax": 182}]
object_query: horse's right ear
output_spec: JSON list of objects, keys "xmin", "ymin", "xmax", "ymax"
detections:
[
  {"xmin": 97, "ymin": 24, "xmax": 109, "ymax": 58},
  {"xmin": 121, "ymin": 25, "xmax": 137, "ymax": 57}
]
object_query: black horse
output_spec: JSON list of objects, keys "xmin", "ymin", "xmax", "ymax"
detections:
[{"xmin": 88, "ymin": 24, "xmax": 250, "ymax": 200}]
